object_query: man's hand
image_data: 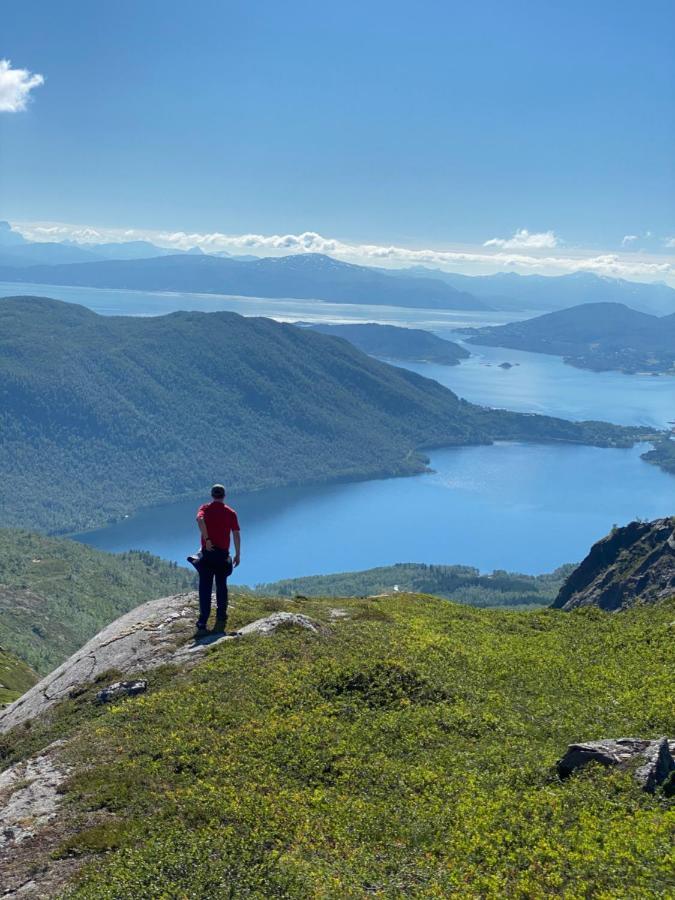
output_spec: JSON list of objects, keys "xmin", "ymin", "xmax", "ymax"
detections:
[{"xmin": 233, "ymin": 554, "xmax": 241, "ymax": 568}]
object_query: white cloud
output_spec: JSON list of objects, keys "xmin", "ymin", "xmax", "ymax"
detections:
[
  {"xmin": 483, "ymin": 228, "xmax": 559, "ymax": 250},
  {"xmin": 0, "ymin": 59, "xmax": 44, "ymax": 112},
  {"xmin": 622, "ymin": 234, "xmax": 639, "ymax": 246},
  {"xmin": 12, "ymin": 220, "xmax": 675, "ymax": 284},
  {"xmin": 664, "ymin": 237, "xmax": 675, "ymax": 248}
]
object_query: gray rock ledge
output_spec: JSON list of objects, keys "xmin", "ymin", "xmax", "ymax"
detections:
[
  {"xmin": 557, "ymin": 737, "xmax": 675, "ymax": 792},
  {"xmin": 0, "ymin": 593, "xmax": 320, "ymax": 735}
]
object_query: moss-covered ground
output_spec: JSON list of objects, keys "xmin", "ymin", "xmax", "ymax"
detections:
[{"xmin": 5, "ymin": 592, "xmax": 674, "ymax": 897}]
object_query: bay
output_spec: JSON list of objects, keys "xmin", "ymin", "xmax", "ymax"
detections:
[{"xmin": 76, "ymin": 443, "xmax": 675, "ymax": 583}]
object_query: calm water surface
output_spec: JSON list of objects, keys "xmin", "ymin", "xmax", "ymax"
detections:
[
  {"xmin": 76, "ymin": 443, "xmax": 675, "ymax": 583},
  {"xmin": 5, "ymin": 281, "xmax": 672, "ymax": 579}
]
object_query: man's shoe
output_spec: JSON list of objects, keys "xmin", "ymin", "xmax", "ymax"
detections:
[
  {"xmin": 212, "ymin": 619, "xmax": 227, "ymax": 634},
  {"xmin": 195, "ymin": 624, "xmax": 209, "ymax": 638}
]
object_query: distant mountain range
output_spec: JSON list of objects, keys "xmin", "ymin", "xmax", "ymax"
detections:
[
  {"xmin": 0, "ymin": 252, "xmax": 488, "ymax": 310},
  {"xmin": 303, "ymin": 323, "xmax": 470, "ymax": 365},
  {"xmin": 2, "ymin": 221, "xmax": 674, "ymax": 315},
  {"xmin": 463, "ymin": 302, "xmax": 675, "ymax": 374},
  {"xmin": 0, "ymin": 221, "xmax": 255, "ymax": 268},
  {"xmin": 395, "ymin": 266, "xmax": 675, "ymax": 316},
  {"xmin": 0, "ymin": 295, "xmax": 648, "ymax": 533}
]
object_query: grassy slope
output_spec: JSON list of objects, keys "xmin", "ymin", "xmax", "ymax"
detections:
[
  {"xmin": 255, "ymin": 561, "xmax": 575, "ymax": 609},
  {"xmin": 7, "ymin": 592, "xmax": 673, "ymax": 897},
  {"xmin": 0, "ymin": 529, "xmax": 193, "ymax": 674},
  {"xmin": 0, "ymin": 648, "xmax": 37, "ymax": 706},
  {"xmin": 0, "ymin": 296, "xmax": 648, "ymax": 534}
]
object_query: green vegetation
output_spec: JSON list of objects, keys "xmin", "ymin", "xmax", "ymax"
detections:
[
  {"xmin": 642, "ymin": 436, "xmax": 675, "ymax": 475},
  {"xmin": 4, "ymin": 592, "xmax": 672, "ymax": 897},
  {"xmin": 305, "ymin": 322, "xmax": 471, "ymax": 365},
  {"xmin": 0, "ymin": 529, "xmax": 192, "ymax": 674},
  {"xmin": 465, "ymin": 302, "xmax": 675, "ymax": 375},
  {"xmin": 256, "ymin": 561, "xmax": 575, "ymax": 609},
  {"xmin": 0, "ymin": 647, "xmax": 37, "ymax": 706},
  {"xmin": 0, "ymin": 296, "xmax": 651, "ymax": 534}
]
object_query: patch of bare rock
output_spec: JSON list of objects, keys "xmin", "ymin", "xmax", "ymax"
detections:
[
  {"xmin": 557, "ymin": 737, "xmax": 675, "ymax": 792},
  {"xmin": 0, "ymin": 593, "xmax": 321, "ymax": 735}
]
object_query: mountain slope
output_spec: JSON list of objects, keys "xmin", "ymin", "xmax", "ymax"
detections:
[
  {"xmin": 304, "ymin": 322, "xmax": 470, "ymax": 365},
  {"xmin": 0, "ymin": 529, "xmax": 193, "ymax": 674},
  {"xmin": 464, "ymin": 302, "xmax": 675, "ymax": 373},
  {"xmin": 0, "ymin": 648, "xmax": 37, "ymax": 706},
  {"xmin": 0, "ymin": 589, "xmax": 673, "ymax": 897},
  {"xmin": 0, "ymin": 252, "xmax": 488, "ymax": 310},
  {"xmin": 552, "ymin": 517, "xmax": 675, "ymax": 611},
  {"xmin": 398, "ymin": 267, "xmax": 675, "ymax": 315},
  {"xmin": 0, "ymin": 296, "xmax": 648, "ymax": 533}
]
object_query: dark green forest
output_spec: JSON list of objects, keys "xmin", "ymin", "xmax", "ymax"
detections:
[
  {"xmin": 0, "ymin": 295, "xmax": 652, "ymax": 533},
  {"xmin": 0, "ymin": 529, "xmax": 193, "ymax": 673},
  {"xmin": 256, "ymin": 561, "xmax": 575, "ymax": 609},
  {"xmin": 305, "ymin": 322, "xmax": 470, "ymax": 364}
]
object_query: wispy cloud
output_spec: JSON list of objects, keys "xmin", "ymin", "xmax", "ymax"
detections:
[
  {"xmin": 0, "ymin": 59, "xmax": 44, "ymax": 112},
  {"xmin": 664, "ymin": 237, "xmax": 675, "ymax": 249},
  {"xmin": 483, "ymin": 228, "xmax": 559, "ymax": 250},
  {"xmin": 13, "ymin": 220, "xmax": 675, "ymax": 284},
  {"xmin": 622, "ymin": 234, "xmax": 639, "ymax": 246}
]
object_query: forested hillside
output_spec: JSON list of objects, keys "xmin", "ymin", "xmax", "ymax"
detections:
[
  {"xmin": 0, "ymin": 529, "xmax": 192, "ymax": 673},
  {"xmin": 257, "ymin": 561, "xmax": 574, "ymax": 609},
  {"xmin": 465, "ymin": 302, "xmax": 675, "ymax": 374},
  {"xmin": 0, "ymin": 296, "xmax": 651, "ymax": 533},
  {"xmin": 305, "ymin": 322, "xmax": 470, "ymax": 365}
]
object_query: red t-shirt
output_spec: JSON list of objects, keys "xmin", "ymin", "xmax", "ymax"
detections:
[{"xmin": 197, "ymin": 501, "xmax": 240, "ymax": 551}]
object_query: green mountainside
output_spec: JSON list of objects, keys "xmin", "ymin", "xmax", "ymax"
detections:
[
  {"xmin": 0, "ymin": 296, "xmax": 652, "ymax": 533},
  {"xmin": 256, "ymin": 561, "xmax": 574, "ymax": 609},
  {"xmin": 304, "ymin": 322, "xmax": 470, "ymax": 365},
  {"xmin": 2, "ymin": 591, "xmax": 673, "ymax": 896},
  {"xmin": 464, "ymin": 302, "xmax": 675, "ymax": 374},
  {"xmin": 0, "ymin": 647, "xmax": 38, "ymax": 706},
  {"xmin": 643, "ymin": 436, "xmax": 675, "ymax": 475},
  {"xmin": 0, "ymin": 529, "xmax": 192, "ymax": 674}
]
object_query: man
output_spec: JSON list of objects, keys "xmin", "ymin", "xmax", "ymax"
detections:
[{"xmin": 194, "ymin": 484, "xmax": 241, "ymax": 636}]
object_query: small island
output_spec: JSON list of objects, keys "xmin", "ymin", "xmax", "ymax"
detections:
[
  {"xmin": 304, "ymin": 322, "xmax": 470, "ymax": 365},
  {"xmin": 463, "ymin": 302, "xmax": 675, "ymax": 375}
]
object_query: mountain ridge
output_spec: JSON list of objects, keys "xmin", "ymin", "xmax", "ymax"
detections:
[{"xmin": 0, "ymin": 252, "xmax": 488, "ymax": 310}]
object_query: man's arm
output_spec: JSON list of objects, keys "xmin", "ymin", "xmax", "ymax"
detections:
[
  {"xmin": 197, "ymin": 514, "xmax": 212, "ymax": 550},
  {"xmin": 232, "ymin": 530, "xmax": 241, "ymax": 567}
]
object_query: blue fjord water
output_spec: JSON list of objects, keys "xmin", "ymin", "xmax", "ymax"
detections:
[{"xmin": 4, "ymin": 282, "xmax": 672, "ymax": 581}]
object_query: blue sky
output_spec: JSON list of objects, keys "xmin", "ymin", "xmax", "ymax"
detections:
[{"xmin": 2, "ymin": 0, "xmax": 674, "ymax": 279}]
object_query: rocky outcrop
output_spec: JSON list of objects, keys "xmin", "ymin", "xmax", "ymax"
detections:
[
  {"xmin": 557, "ymin": 737, "xmax": 675, "ymax": 792},
  {"xmin": 0, "ymin": 592, "xmax": 321, "ymax": 735},
  {"xmin": 551, "ymin": 517, "xmax": 675, "ymax": 611},
  {"xmin": 95, "ymin": 679, "xmax": 148, "ymax": 704}
]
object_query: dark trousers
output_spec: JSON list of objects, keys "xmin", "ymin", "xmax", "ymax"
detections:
[{"xmin": 198, "ymin": 566, "xmax": 229, "ymax": 626}]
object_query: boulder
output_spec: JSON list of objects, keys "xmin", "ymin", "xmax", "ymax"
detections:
[
  {"xmin": 557, "ymin": 737, "xmax": 675, "ymax": 792},
  {"xmin": 95, "ymin": 679, "xmax": 148, "ymax": 704}
]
